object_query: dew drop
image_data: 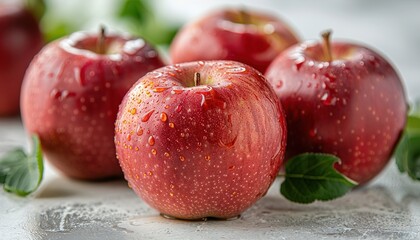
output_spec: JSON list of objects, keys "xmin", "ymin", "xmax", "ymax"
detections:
[
  {"xmin": 127, "ymin": 134, "xmax": 132, "ymax": 141},
  {"xmin": 225, "ymin": 66, "xmax": 246, "ymax": 73},
  {"xmin": 205, "ymin": 155, "xmax": 211, "ymax": 161},
  {"xmin": 141, "ymin": 110, "xmax": 155, "ymax": 122},
  {"xmin": 175, "ymin": 105, "xmax": 182, "ymax": 112},
  {"xmin": 294, "ymin": 57, "xmax": 305, "ymax": 71},
  {"xmin": 153, "ymin": 87, "xmax": 170, "ymax": 93},
  {"xmin": 321, "ymin": 92, "xmax": 337, "ymax": 106},
  {"xmin": 309, "ymin": 128, "xmax": 317, "ymax": 137},
  {"xmin": 325, "ymin": 72, "xmax": 336, "ymax": 82},
  {"xmin": 136, "ymin": 126, "xmax": 144, "ymax": 136},
  {"xmin": 148, "ymin": 136, "xmax": 155, "ymax": 146},
  {"xmin": 151, "ymin": 149, "xmax": 157, "ymax": 155},
  {"xmin": 164, "ymin": 152, "xmax": 170, "ymax": 157},
  {"xmin": 179, "ymin": 156, "xmax": 185, "ymax": 161},
  {"xmin": 160, "ymin": 112, "xmax": 168, "ymax": 122},
  {"xmin": 148, "ymin": 171, "xmax": 153, "ymax": 176},
  {"xmin": 171, "ymin": 88, "xmax": 183, "ymax": 94},
  {"xmin": 275, "ymin": 81, "xmax": 283, "ymax": 89},
  {"xmin": 168, "ymin": 122, "xmax": 175, "ymax": 128},
  {"xmin": 228, "ymin": 165, "xmax": 235, "ymax": 170},
  {"xmin": 129, "ymin": 108, "xmax": 137, "ymax": 115}
]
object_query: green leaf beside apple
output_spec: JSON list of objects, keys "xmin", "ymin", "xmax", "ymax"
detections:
[
  {"xmin": 0, "ymin": 136, "xmax": 43, "ymax": 197},
  {"xmin": 280, "ymin": 153, "xmax": 357, "ymax": 204},
  {"xmin": 395, "ymin": 103, "xmax": 420, "ymax": 180}
]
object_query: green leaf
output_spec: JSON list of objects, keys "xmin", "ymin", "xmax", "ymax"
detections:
[
  {"xmin": 0, "ymin": 136, "xmax": 44, "ymax": 197},
  {"xmin": 280, "ymin": 153, "xmax": 357, "ymax": 204},
  {"xmin": 117, "ymin": 0, "xmax": 180, "ymax": 46},
  {"xmin": 395, "ymin": 115, "xmax": 420, "ymax": 180},
  {"xmin": 24, "ymin": 0, "xmax": 46, "ymax": 21},
  {"xmin": 118, "ymin": 0, "xmax": 152, "ymax": 25}
]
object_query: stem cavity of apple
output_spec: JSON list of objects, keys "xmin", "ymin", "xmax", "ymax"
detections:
[
  {"xmin": 194, "ymin": 72, "xmax": 201, "ymax": 86},
  {"xmin": 97, "ymin": 25, "xmax": 106, "ymax": 55},
  {"xmin": 239, "ymin": 9, "xmax": 251, "ymax": 24},
  {"xmin": 321, "ymin": 30, "xmax": 333, "ymax": 62}
]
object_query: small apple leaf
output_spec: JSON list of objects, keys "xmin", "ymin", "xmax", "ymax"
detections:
[
  {"xmin": 280, "ymin": 153, "xmax": 357, "ymax": 204},
  {"xmin": 0, "ymin": 136, "xmax": 44, "ymax": 197},
  {"xmin": 395, "ymin": 115, "xmax": 420, "ymax": 180}
]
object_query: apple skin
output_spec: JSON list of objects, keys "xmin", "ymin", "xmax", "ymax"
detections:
[
  {"xmin": 21, "ymin": 31, "xmax": 165, "ymax": 180},
  {"xmin": 115, "ymin": 61, "xmax": 287, "ymax": 219},
  {"xmin": 0, "ymin": 2, "xmax": 43, "ymax": 116},
  {"xmin": 265, "ymin": 40, "xmax": 407, "ymax": 185},
  {"xmin": 169, "ymin": 8, "xmax": 299, "ymax": 73}
]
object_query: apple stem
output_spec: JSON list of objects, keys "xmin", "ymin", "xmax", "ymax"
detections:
[
  {"xmin": 97, "ymin": 25, "xmax": 106, "ymax": 54},
  {"xmin": 194, "ymin": 72, "xmax": 201, "ymax": 86},
  {"xmin": 321, "ymin": 30, "xmax": 333, "ymax": 62}
]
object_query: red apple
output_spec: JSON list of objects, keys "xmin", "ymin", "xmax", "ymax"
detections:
[
  {"xmin": 21, "ymin": 29, "xmax": 165, "ymax": 180},
  {"xmin": 169, "ymin": 8, "xmax": 299, "ymax": 73},
  {"xmin": 115, "ymin": 60, "xmax": 287, "ymax": 219},
  {"xmin": 0, "ymin": 1, "xmax": 43, "ymax": 116},
  {"xmin": 265, "ymin": 32, "xmax": 407, "ymax": 185}
]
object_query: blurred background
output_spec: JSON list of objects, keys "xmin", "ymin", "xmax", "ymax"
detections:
[{"xmin": 23, "ymin": 0, "xmax": 420, "ymax": 100}]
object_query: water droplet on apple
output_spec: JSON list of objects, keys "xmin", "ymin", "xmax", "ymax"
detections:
[
  {"xmin": 225, "ymin": 66, "xmax": 246, "ymax": 73},
  {"xmin": 148, "ymin": 136, "xmax": 155, "ymax": 146},
  {"xmin": 205, "ymin": 155, "xmax": 211, "ymax": 161},
  {"xmin": 136, "ymin": 126, "xmax": 144, "ymax": 136},
  {"xmin": 321, "ymin": 92, "xmax": 337, "ymax": 106},
  {"xmin": 309, "ymin": 128, "xmax": 317, "ymax": 137},
  {"xmin": 325, "ymin": 72, "xmax": 336, "ymax": 82},
  {"xmin": 141, "ymin": 110, "xmax": 155, "ymax": 122},
  {"xmin": 164, "ymin": 152, "xmax": 170, "ymax": 157},
  {"xmin": 294, "ymin": 57, "xmax": 305, "ymax": 71},
  {"xmin": 275, "ymin": 81, "xmax": 283, "ymax": 89},
  {"xmin": 160, "ymin": 112, "xmax": 168, "ymax": 122},
  {"xmin": 129, "ymin": 108, "xmax": 137, "ymax": 115},
  {"xmin": 228, "ymin": 165, "xmax": 235, "ymax": 170},
  {"xmin": 179, "ymin": 156, "xmax": 185, "ymax": 162},
  {"xmin": 127, "ymin": 134, "xmax": 132, "ymax": 141},
  {"xmin": 175, "ymin": 105, "xmax": 182, "ymax": 112},
  {"xmin": 153, "ymin": 87, "xmax": 170, "ymax": 93},
  {"xmin": 218, "ymin": 136, "xmax": 237, "ymax": 148},
  {"xmin": 124, "ymin": 39, "xmax": 146, "ymax": 54},
  {"xmin": 50, "ymin": 88, "xmax": 61, "ymax": 99},
  {"xmin": 171, "ymin": 88, "xmax": 183, "ymax": 94},
  {"xmin": 168, "ymin": 122, "xmax": 175, "ymax": 128},
  {"xmin": 151, "ymin": 149, "xmax": 157, "ymax": 155}
]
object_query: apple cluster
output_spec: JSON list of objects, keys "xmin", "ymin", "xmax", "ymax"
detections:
[{"xmin": 6, "ymin": 5, "xmax": 406, "ymax": 220}]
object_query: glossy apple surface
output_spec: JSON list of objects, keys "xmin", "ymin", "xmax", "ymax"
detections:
[
  {"xmin": 0, "ymin": 2, "xmax": 43, "ymax": 116},
  {"xmin": 170, "ymin": 8, "xmax": 299, "ymax": 73},
  {"xmin": 265, "ymin": 37, "xmax": 407, "ymax": 184},
  {"xmin": 115, "ymin": 61, "xmax": 287, "ymax": 219},
  {"xmin": 21, "ymin": 31, "xmax": 165, "ymax": 180}
]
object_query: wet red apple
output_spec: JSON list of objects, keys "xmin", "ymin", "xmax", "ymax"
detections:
[
  {"xmin": 21, "ymin": 29, "xmax": 165, "ymax": 180},
  {"xmin": 265, "ymin": 32, "xmax": 407, "ymax": 184},
  {"xmin": 0, "ymin": 1, "xmax": 43, "ymax": 116},
  {"xmin": 115, "ymin": 60, "xmax": 287, "ymax": 219},
  {"xmin": 170, "ymin": 8, "xmax": 299, "ymax": 73}
]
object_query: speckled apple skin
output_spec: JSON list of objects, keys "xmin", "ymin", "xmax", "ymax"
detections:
[
  {"xmin": 266, "ymin": 41, "xmax": 407, "ymax": 185},
  {"xmin": 0, "ymin": 3, "xmax": 43, "ymax": 116},
  {"xmin": 115, "ymin": 61, "xmax": 287, "ymax": 220},
  {"xmin": 170, "ymin": 8, "xmax": 299, "ymax": 73},
  {"xmin": 21, "ymin": 32, "xmax": 165, "ymax": 180}
]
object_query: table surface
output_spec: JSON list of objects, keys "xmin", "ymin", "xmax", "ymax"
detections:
[{"xmin": 2, "ymin": 0, "xmax": 420, "ymax": 239}]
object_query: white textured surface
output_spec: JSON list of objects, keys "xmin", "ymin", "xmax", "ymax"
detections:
[
  {"xmin": 2, "ymin": 0, "xmax": 420, "ymax": 239},
  {"xmin": 2, "ymin": 119, "xmax": 420, "ymax": 240}
]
